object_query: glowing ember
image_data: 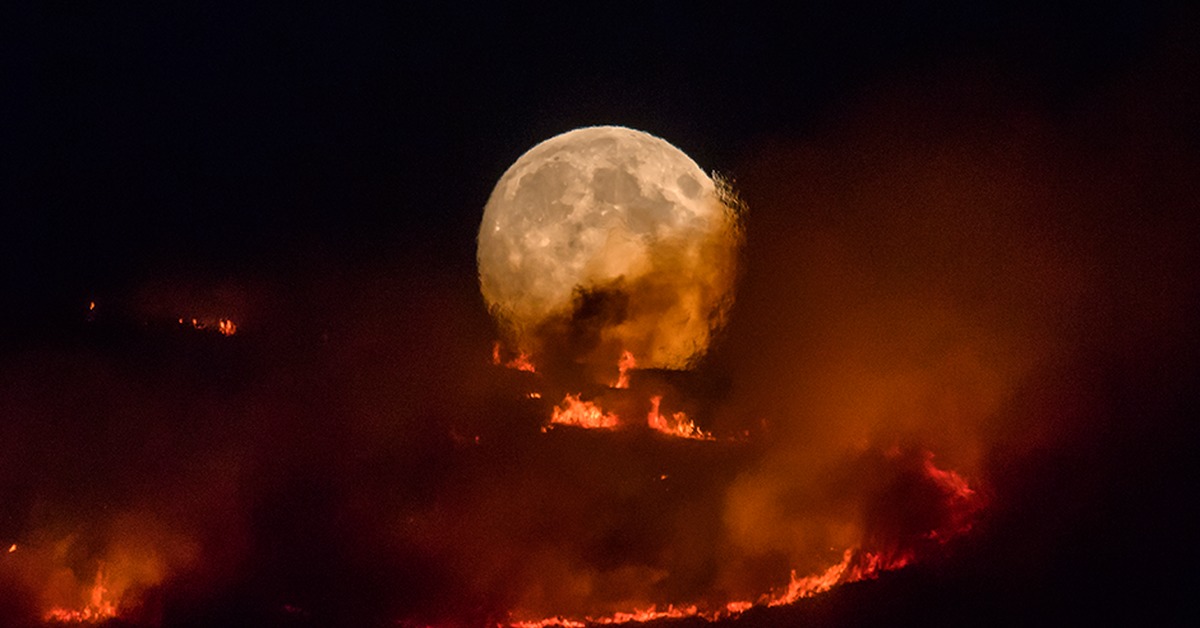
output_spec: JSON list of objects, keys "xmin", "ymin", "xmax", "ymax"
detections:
[
  {"xmin": 44, "ymin": 563, "xmax": 118, "ymax": 624},
  {"xmin": 612, "ymin": 350, "xmax": 636, "ymax": 389},
  {"xmin": 7, "ymin": 543, "xmax": 15, "ymax": 553},
  {"xmin": 549, "ymin": 394, "xmax": 619, "ymax": 429},
  {"xmin": 178, "ymin": 316, "xmax": 238, "ymax": 336},
  {"xmin": 647, "ymin": 395, "xmax": 712, "ymax": 440}
]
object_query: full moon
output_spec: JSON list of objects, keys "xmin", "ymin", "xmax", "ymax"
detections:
[{"xmin": 478, "ymin": 126, "xmax": 742, "ymax": 370}]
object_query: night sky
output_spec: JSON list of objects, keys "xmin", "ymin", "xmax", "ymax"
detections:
[{"xmin": 3, "ymin": 2, "xmax": 1198, "ymax": 626}]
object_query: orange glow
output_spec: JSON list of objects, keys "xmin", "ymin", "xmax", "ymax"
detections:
[
  {"xmin": 549, "ymin": 394, "xmax": 619, "ymax": 429},
  {"xmin": 7, "ymin": 543, "xmax": 15, "ymax": 553},
  {"xmin": 508, "ymin": 454, "xmax": 981, "ymax": 627},
  {"xmin": 508, "ymin": 546, "xmax": 923, "ymax": 626},
  {"xmin": 510, "ymin": 605, "xmax": 700, "ymax": 627},
  {"xmin": 612, "ymin": 350, "xmax": 636, "ymax": 389},
  {"xmin": 178, "ymin": 316, "xmax": 237, "ymax": 336},
  {"xmin": 493, "ymin": 341, "xmax": 537, "ymax": 372},
  {"xmin": 44, "ymin": 564, "xmax": 118, "ymax": 624},
  {"xmin": 646, "ymin": 395, "xmax": 712, "ymax": 440},
  {"xmin": 725, "ymin": 601, "xmax": 753, "ymax": 614}
]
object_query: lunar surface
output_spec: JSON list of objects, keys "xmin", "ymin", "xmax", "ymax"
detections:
[{"xmin": 478, "ymin": 126, "xmax": 742, "ymax": 370}]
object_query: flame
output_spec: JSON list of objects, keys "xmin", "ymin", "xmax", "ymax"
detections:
[
  {"xmin": 724, "ymin": 601, "xmax": 753, "ymax": 614},
  {"xmin": 647, "ymin": 395, "xmax": 712, "ymax": 440},
  {"xmin": 507, "ymin": 546, "xmax": 929, "ymax": 627},
  {"xmin": 763, "ymin": 546, "xmax": 919, "ymax": 608},
  {"xmin": 549, "ymin": 394, "xmax": 619, "ymax": 429},
  {"xmin": 506, "ymin": 454, "xmax": 982, "ymax": 627},
  {"xmin": 217, "ymin": 318, "xmax": 237, "ymax": 336},
  {"xmin": 7, "ymin": 543, "xmax": 15, "ymax": 553},
  {"xmin": 612, "ymin": 351, "xmax": 636, "ymax": 389},
  {"xmin": 44, "ymin": 563, "xmax": 119, "ymax": 624},
  {"xmin": 178, "ymin": 316, "xmax": 238, "ymax": 336},
  {"xmin": 493, "ymin": 341, "xmax": 537, "ymax": 372},
  {"xmin": 509, "ymin": 605, "xmax": 701, "ymax": 628}
]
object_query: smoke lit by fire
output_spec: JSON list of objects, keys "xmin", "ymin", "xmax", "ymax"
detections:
[{"xmin": 2, "ymin": 39, "xmax": 1195, "ymax": 626}]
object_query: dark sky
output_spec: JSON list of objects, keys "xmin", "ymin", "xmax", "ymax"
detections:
[
  {"xmin": 4, "ymin": 2, "xmax": 1185, "ymax": 323},
  {"xmin": 2, "ymin": 3, "xmax": 1199, "ymax": 626}
]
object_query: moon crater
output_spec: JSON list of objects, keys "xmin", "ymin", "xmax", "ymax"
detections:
[{"xmin": 478, "ymin": 125, "xmax": 742, "ymax": 370}]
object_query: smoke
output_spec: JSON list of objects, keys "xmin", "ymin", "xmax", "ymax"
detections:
[
  {"xmin": 2, "ymin": 44, "xmax": 1196, "ymax": 627},
  {"xmin": 704, "ymin": 51, "xmax": 1198, "ymax": 618}
]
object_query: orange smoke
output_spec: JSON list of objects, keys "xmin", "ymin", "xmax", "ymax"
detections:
[{"xmin": 505, "ymin": 449, "xmax": 982, "ymax": 626}]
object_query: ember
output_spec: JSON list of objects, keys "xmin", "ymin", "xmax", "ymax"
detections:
[{"xmin": 177, "ymin": 316, "xmax": 238, "ymax": 336}]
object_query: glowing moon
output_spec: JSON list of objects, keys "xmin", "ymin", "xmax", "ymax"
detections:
[{"xmin": 478, "ymin": 126, "xmax": 742, "ymax": 370}]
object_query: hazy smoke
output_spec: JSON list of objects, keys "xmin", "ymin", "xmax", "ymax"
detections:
[{"xmin": 2, "ymin": 49, "xmax": 1196, "ymax": 626}]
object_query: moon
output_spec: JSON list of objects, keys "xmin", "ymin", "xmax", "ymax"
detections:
[{"xmin": 478, "ymin": 125, "xmax": 742, "ymax": 370}]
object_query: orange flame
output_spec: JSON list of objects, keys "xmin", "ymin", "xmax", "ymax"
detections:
[
  {"xmin": 44, "ymin": 563, "xmax": 119, "ymax": 624},
  {"xmin": 507, "ymin": 546, "xmax": 923, "ymax": 627},
  {"xmin": 507, "ymin": 454, "xmax": 982, "ymax": 627},
  {"xmin": 647, "ymin": 396, "xmax": 712, "ymax": 440},
  {"xmin": 612, "ymin": 351, "xmax": 636, "ymax": 389},
  {"xmin": 178, "ymin": 316, "xmax": 237, "ymax": 336},
  {"xmin": 549, "ymin": 394, "xmax": 619, "ymax": 429},
  {"xmin": 509, "ymin": 605, "xmax": 701, "ymax": 628},
  {"xmin": 493, "ymin": 341, "xmax": 537, "ymax": 373}
]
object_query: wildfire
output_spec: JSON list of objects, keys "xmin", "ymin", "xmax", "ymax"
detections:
[
  {"xmin": 506, "ymin": 453, "xmax": 982, "ymax": 627},
  {"xmin": 509, "ymin": 605, "xmax": 704, "ymax": 628},
  {"xmin": 493, "ymin": 341, "xmax": 536, "ymax": 372},
  {"xmin": 549, "ymin": 394, "xmax": 619, "ymax": 429},
  {"xmin": 487, "ymin": 340, "xmax": 983, "ymax": 628},
  {"xmin": 44, "ymin": 563, "xmax": 118, "ymax": 624},
  {"xmin": 530, "ymin": 352, "xmax": 720, "ymax": 439},
  {"xmin": 646, "ymin": 395, "xmax": 712, "ymax": 440},
  {"xmin": 612, "ymin": 351, "xmax": 636, "ymax": 389},
  {"xmin": 507, "ymin": 545, "xmax": 937, "ymax": 627},
  {"xmin": 764, "ymin": 548, "xmax": 906, "ymax": 607}
]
